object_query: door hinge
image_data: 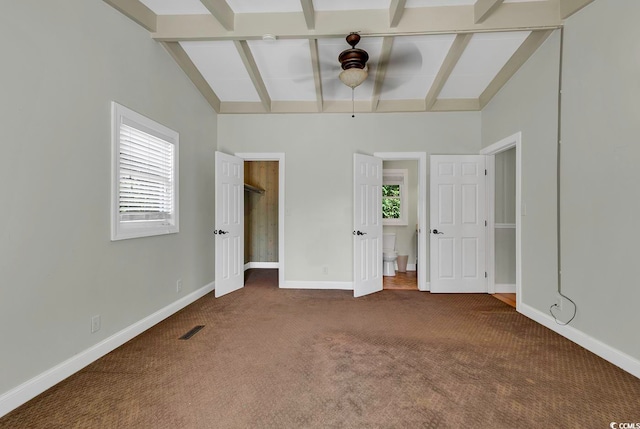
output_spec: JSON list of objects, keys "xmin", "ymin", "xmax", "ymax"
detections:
[
  {"xmin": 484, "ymin": 272, "xmax": 487, "ymax": 278},
  {"xmin": 485, "ymin": 220, "xmax": 487, "ymax": 227},
  {"xmin": 485, "ymin": 169, "xmax": 487, "ymax": 176}
]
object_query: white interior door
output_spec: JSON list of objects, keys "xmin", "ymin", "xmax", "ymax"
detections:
[
  {"xmin": 430, "ymin": 155, "xmax": 486, "ymax": 293},
  {"xmin": 353, "ymin": 154, "xmax": 383, "ymax": 297},
  {"xmin": 215, "ymin": 151, "xmax": 244, "ymax": 298}
]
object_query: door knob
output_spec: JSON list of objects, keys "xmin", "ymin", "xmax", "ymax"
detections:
[
  {"xmin": 432, "ymin": 229, "xmax": 444, "ymax": 235},
  {"xmin": 214, "ymin": 229, "xmax": 229, "ymax": 235},
  {"xmin": 357, "ymin": 231, "xmax": 367, "ymax": 236}
]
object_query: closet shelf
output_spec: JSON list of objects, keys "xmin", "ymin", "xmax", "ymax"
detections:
[{"xmin": 244, "ymin": 183, "xmax": 265, "ymax": 195}]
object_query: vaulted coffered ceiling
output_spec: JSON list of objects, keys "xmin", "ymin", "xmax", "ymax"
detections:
[{"xmin": 103, "ymin": 0, "xmax": 593, "ymax": 114}]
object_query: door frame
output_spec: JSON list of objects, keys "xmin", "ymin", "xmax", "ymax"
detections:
[
  {"xmin": 373, "ymin": 152, "xmax": 428, "ymax": 291},
  {"xmin": 480, "ymin": 132, "xmax": 522, "ymax": 309},
  {"xmin": 236, "ymin": 153, "xmax": 285, "ymax": 289}
]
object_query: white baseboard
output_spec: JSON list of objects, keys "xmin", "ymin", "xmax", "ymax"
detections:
[
  {"xmin": 244, "ymin": 262, "xmax": 279, "ymax": 271},
  {"xmin": 282, "ymin": 280, "xmax": 353, "ymax": 290},
  {"xmin": 0, "ymin": 281, "xmax": 215, "ymax": 418},
  {"xmin": 519, "ymin": 303, "xmax": 640, "ymax": 379},
  {"xmin": 494, "ymin": 283, "xmax": 516, "ymax": 293}
]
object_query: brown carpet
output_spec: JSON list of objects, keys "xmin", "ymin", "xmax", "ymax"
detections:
[{"xmin": 2, "ymin": 269, "xmax": 639, "ymax": 428}]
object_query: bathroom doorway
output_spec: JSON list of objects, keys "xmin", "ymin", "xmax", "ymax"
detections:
[{"xmin": 381, "ymin": 159, "xmax": 419, "ymax": 291}]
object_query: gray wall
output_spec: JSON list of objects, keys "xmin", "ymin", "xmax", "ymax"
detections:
[
  {"xmin": 482, "ymin": 0, "xmax": 640, "ymax": 361},
  {"xmin": 219, "ymin": 112, "xmax": 481, "ymax": 282},
  {"xmin": 559, "ymin": 0, "xmax": 640, "ymax": 359},
  {"xmin": 383, "ymin": 160, "xmax": 418, "ymax": 267},
  {"xmin": 0, "ymin": 0, "xmax": 217, "ymax": 395}
]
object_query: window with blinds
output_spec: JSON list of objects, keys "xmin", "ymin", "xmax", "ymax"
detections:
[{"xmin": 111, "ymin": 102, "xmax": 179, "ymax": 240}]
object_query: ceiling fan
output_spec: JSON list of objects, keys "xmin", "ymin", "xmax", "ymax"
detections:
[
  {"xmin": 288, "ymin": 32, "xmax": 423, "ymax": 111},
  {"xmin": 337, "ymin": 32, "xmax": 424, "ymax": 91},
  {"xmin": 337, "ymin": 32, "xmax": 423, "ymax": 116},
  {"xmin": 338, "ymin": 32, "xmax": 370, "ymax": 89}
]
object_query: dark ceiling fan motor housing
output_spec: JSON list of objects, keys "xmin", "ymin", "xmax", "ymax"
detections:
[{"xmin": 338, "ymin": 33, "xmax": 369, "ymax": 70}]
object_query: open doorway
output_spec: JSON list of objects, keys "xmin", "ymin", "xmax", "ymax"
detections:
[
  {"xmin": 373, "ymin": 152, "xmax": 427, "ymax": 292},
  {"xmin": 493, "ymin": 147, "xmax": 516, "ymax": 307},
  {"xmin": 481, "ymin": 132, "xmax": 522, "ymax": 310},
  {"xmin": 237, "ymin": 153, "xmax": 285, "ymax": 289},
  {"xmin": 243, "ymin": 160, "xmax": 279, "ymax": 283},
  {"xmin": 381, "ymin": 160, "xmax": 419, "ymax": 291}
]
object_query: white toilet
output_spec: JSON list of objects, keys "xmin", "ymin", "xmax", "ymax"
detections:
[{"xmin": 383, "ymin": 233, "xmax": 398, "ymax": 277}]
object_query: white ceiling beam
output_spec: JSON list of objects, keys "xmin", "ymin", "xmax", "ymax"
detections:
[
  {"xmin": 559, "ymin": 0, "xmax": 596, "ymax": 19},
  {"xmin": 233, "ymin": 40, "xmax": 271, "ymax": 112},
  {"xmin": 371, "ymin": 37, "xmax": 394, "ymax": 112},
  {"xmin": 300, "ymin": 0, "xmax": 315, "ymax": 30},
  {"xmin": 376, "ymin": 99, "xmax": 426, "ymax": 113},
  {"xmin": 160, "ymin": 42, "xmax": 221, "ymax": 112},
  {"xmin": 220, "ymin": 102, "xmax": 266, "ymax": 114},
  {"xmin": 479, "ymin": 29, "xmax": 553, "ymax": 109},
  {"xmin": 102, "ymin": 0, "xmax": 156, "ymax": 31},
  {"xmin": 389, "ymin": 0, "xmax": 407, "ymax": 28},
  {"xmin": 425, "ymin": 33, "xmax": 473, "ymax": 111},
  {"xmin": 199, "ymin": 0, "xmax": 235, "ymax": 31},
  {"xmin": 474, "ymin": 0, "xmax": 504, "ymax": 24},
  {"xmin": 272, "ymin": 101, "xmax": 320, "ymax": 113},
  {"xmin": 161, "ymin": 42, "xmax": 220, "ymax": 113},
  {"xmin": 322, "ymin": 100, "xmax": 373, "ymax": 114},
  {"xmin": 217, "ymin": 98, "xmax": 482, "ymax": 114},
  {"xmin": 152, "ymin": 3, "xmax": 561, "ymax": 41},
  {"xmin": 431, "ymin": 98, "xmax": 480, "ymax": 111},
  {"xmin": 308, "ymin": 39, "xmax": 323, "ymax": 112}
]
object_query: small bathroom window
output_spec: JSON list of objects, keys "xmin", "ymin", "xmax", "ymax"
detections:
[{"xmin": 382, "ymin": 169, "xmax": 408, "ymax": 226}]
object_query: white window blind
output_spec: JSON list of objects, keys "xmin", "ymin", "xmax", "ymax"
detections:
[
  {"xmin": 383, "ymin": 173, "xmax": 405, "ymax": 185},
  {"xmin": 111, "ymin": 102, "xmax": 179, "ymax": 241},
  {"xmin": 119, "ymin": 122, "xmax": 174, "ymax": 222}
]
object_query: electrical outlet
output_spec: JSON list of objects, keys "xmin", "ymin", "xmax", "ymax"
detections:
[
  {"xmin": 322, "ymin": 266, "xmax": 329, "ymax": 275},
  {"xmin": 176, "ymin": 279, "xmax": 183, "ymax": 293},
  {"xmin": 91, "ymin": 315, "xmax": 101, "ymax": 333}
]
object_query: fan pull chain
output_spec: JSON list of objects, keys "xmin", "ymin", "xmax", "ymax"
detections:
[{"xmin": 352, "ymin": 88, "xmax": 355, "ymax": 118}]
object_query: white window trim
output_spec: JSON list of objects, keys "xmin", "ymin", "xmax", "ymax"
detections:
[
  {"xmin": 111, "ymin": 102, "xmax": 179, "ymax": 241},
  {"xmin": 382, "ymin": 168, "xmax": 408, "ymax": 226}
]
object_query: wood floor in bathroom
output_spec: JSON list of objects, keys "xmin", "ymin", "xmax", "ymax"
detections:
[
  {"xmin": 383, "ymin": 271, "xmax": 418, "ymax": 290},
  {"xmin": 382, "ymin": 273, "xmax": 516, "ymax": 310}
]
